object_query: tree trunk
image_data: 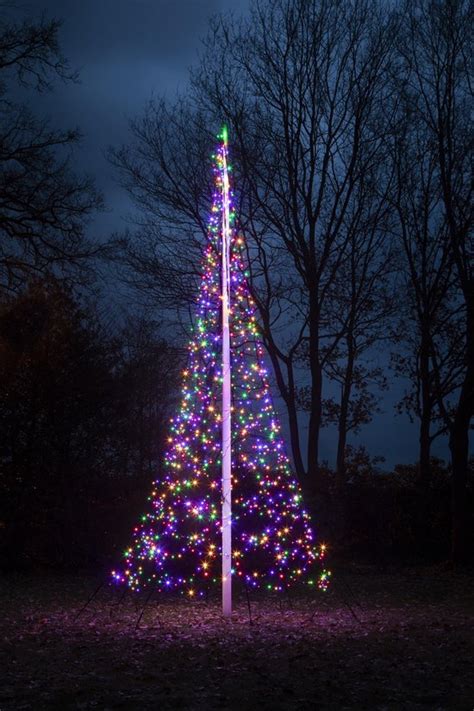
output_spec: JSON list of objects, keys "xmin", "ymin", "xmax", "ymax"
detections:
[
  {"xmin": 307, "ymin": 297, "xmax": 322, "ymax": 486},
  {"xmin": 336, "ymin": 334, "xmax": 355, "ymax": 488},
  {"xmin": 286, "ymin": 360, "xmax": 305, "ymax": 480},
  {"xmin": 264, "ymin": 337, "xmax": 306, "ymax": 480},
  {"xmin": 418, "ymin": 329, "xmax": 432, "ymax": 491},
  {"xmin": 335, "ymin": 412, "xmax": 347, "ymax": 489},
  {"xmin": 450, "ymin": 299, "xmax": 474, "ymax": 565}
]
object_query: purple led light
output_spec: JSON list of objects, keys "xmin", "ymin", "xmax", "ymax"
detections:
[{"xmin": 112, "ymin": 134, "xmax": 329, "ymax": 596}]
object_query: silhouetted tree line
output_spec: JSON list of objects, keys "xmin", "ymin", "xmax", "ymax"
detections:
[
  {"xmin": 110, "ymin": 0, "xmax": 473, "ymax": 563},
  {"xmin": 0, "ymin": 1, "xmax": 472, "ymax": 569},
  {"xmin": 0, "ymin": 9, "xmax": 177, "ymax": 569},
  {"xmin": 310, "ymin": 451, "xmax": 473, "ymax": 566},
  {"xmin": 0, "ymin": 279, "xmax": 179, "ymax": 569}
]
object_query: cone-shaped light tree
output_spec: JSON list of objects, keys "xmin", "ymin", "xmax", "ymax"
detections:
[{"xmin": 112, "ymin": 129, "xmax": 330, "ymax": 610}]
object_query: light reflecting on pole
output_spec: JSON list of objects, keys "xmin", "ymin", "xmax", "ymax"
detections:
[{"xmin": 221, "ymin": 126, "xmax": 232, "ymax": 617}]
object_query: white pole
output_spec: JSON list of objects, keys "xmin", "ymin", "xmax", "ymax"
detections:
[{"xmin": 221, "ymin": 129, "xmax": 232, "ymax": 617}]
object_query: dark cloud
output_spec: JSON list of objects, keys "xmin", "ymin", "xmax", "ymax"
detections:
[
  {"xmin": 16, "ymin": 0, "xmax": 249, "ymax": 232},
  {"xmin": 24, "ymin": 0, "xmax": 227, "ymax": 62}
]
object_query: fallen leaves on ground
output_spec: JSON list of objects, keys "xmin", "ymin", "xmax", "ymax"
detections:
[{"xmin": 0, "ymin": 567, "xmax": 473, "ymax": 709}]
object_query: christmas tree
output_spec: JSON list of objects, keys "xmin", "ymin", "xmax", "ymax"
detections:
[{"xmin": 112, "ymin": 128, "xmax": 330, "ymax": 607}]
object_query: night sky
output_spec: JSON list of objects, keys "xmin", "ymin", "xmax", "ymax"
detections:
[
  {"xmin": 19, "ymin": 0, "xmax": 249, "ymax": 232},
  {"xmin": 16, "ymin": 0, "xmax": 456, "ymax": 468}
]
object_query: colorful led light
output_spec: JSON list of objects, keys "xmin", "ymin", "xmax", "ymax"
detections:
[{"xmin": 112, "ymin": 129, "xmax": 330, "ymax": 596}]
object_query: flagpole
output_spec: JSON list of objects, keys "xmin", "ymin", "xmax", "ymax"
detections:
[{"xmin": 221, "ymin": 126, "xmax": 232, "ymax": 617}]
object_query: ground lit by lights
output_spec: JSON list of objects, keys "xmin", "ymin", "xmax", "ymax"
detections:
[{"xmin": 1, "ymin": 570, "xmax": 473, "ymax": 709}]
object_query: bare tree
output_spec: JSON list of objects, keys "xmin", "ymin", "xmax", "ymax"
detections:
[
  {"xmin": 0, "ymin": 10, "xmax": 103, "ymax": 292},
  {"xmin": 294, "ymin": 166, "xmax": 395, "ymax": 486},
  {"xmin": 109, "ymin": 102, "xmax": 214, "ymax": 319},
  {"xmin": 321, "ymin": 192, "xmax": 394, "ymax": 486},
  {"xmin": 396, "ymin": 0, "xmax": 473, "ymax": 562},
  {"xmin": 197, "ymin": 0, "xmax": 400, "ymax": 485},
  {"xmin": 112, "ymin": 0, "xmax": 399, "ymax": 488},
  {"xmin": 390, "ymin": 112, "xmax": 464, "ymax": 492}
]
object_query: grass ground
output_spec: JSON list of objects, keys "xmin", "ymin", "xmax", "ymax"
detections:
[{"xmin": 0, "ymin": 567, "xmax": 473, "ymax": 710}]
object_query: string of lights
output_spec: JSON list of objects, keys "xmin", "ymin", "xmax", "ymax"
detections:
[{"xmin": 112, "ymin": 129, "xmax": 330, "ymax": 598}]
